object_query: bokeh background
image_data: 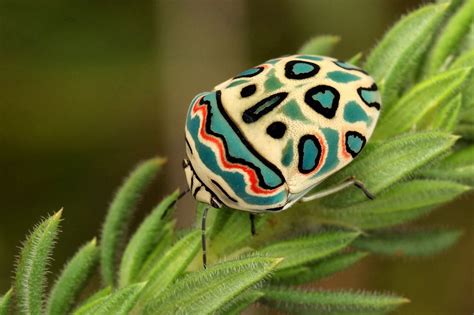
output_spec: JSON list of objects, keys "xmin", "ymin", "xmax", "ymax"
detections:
[{"xmin": 0, "ymin": 1, "xmax": 472, "ymax": 314}]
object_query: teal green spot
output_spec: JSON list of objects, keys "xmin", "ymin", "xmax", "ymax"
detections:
[
  {"xmin": 302, "ymin": 139, "xmax": 319, "ymax": 172},
  {"xmin": 348, "ymin": 135, "xmax": 364, "ymax": 154},
  {"xmin": 281, "ymin": 139, "xmax": 294, "ymax": 167},
  {"xmin": 281, "ymin": 99, "xmax": 309, "ymax": 122},
  {"xmin": 361, "ymin": 89, "xmax": 377, "ymax": 103},
  {"xmin": 254, "ymin": 95, "xmax": 282, "ymax": 115},
  {"xmin": 335, "ymin": 61, "xmax": 360, "ymax": 71},
  {"xmin": 237, "ymin": 68, "xmax": 260, "ymax": 77},
  {"xmin": 296, "ymin": 55, "xmax": 323, "ymax": 62},
  {"xmin": 227, "ymin": 79, "xmax": 248, "ymax": 88},
  {"xmin": 267, "ymin": 58, "xmax": 281, "ymax": 65},
  {"xmin": 293, "ymin": 62, "xmax": 316, "ymax": 75},
  {"xmin": 264, "ymin": 69, "xmax": 283, "ymax": 91},
  {"xmin": 327, "ymin": 71, "xmax": 360, "ymax": 83},
  {"xmin": 313, "ymin": 90, "xmax": 335, "ymax": 109},
  {"xmin": 343, "ymin": 101, "xmax": 372, "ymax": 125},
  {"xmin": 317, "ymin": 128, "xmax": 340, "ymax": 176}
]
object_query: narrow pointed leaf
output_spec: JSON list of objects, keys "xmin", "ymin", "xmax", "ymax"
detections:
[
  {"xmin": 319, "ymin": 180, "xmax": 469, "ymax": 229},
  {"xmin": 119, "ymin": 190, "xmax": 180, "ymax": 287},
  {"xmin": 262, "ymin": 287, "xmax": 409, "ymax": 315},
  {"xmin": 216, "ymin": 290, "xmax": 264, "ymax": 315},
  {"xmin": 354, "ymin": 228, "xmax": 463, "ymax": 257},
  {"xmin": 0, "ymin": 289, "xmax": 13, "ymax": 315},
  {"xmin": 15, "ymin": 210, "xmax": 62, "ymax": 315},
  {"xmin": 320, "ymin": 132, "xmax": 457, "ymax": 208},
  {"xmin": 422, "ymin": 145, "xmax": 474, "ymax": 185},
  {"xmin": 429, "ymin": 93, "xmax": 462, "ymax": 131},
  {"xmin": 425, "ymin": 0, "xmax": 474, "ymax": 74},
  {"xmin": 376, "ymin": 67, "xmax": 471, "ymax": 138},
  {"xmin": 298, "ymin": 35, "xmax": 340, "ymax": 55},
  {"xmin": 72, "ymin": 287, "xmax": 111, "ymax": 315},
  {"xmin": 347, "ymin": 52, "xmax": 363, "ymax": 66},
  {"xmin": 100, "ymin": 157, "xmax": 165, "ymax": 286},
  {"xmin": 257, "ymin": 230, "xmax": 359, "ymax": 271},
  {"xmin": 365, "ymin": 3, "xmax": 446, "ymax": 108},
  {"xmin": 47, "ymin": 238, "xmax": 99, "ymax": 315},
  {"xmin": 450, "ymin": 49, "xmax": 474, "ymax": 112},
  {"xmin": 143, "ymin": 256, "xmax": 282, "ymax": 315},
  {"xmin": 139, "ymin": 230, "xmax": 201, "ymax": 302},
  {"xmin": 89, "ymin": 283, "xmax": 145, "ymax": 315},
  {"xmin": 271, "ymin": 252, "xmax": 368, "ymax": 285}
]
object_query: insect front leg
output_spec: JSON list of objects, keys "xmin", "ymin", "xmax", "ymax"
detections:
[{"xmin": 300, "ymin": 176, "xmax": 375, "ymax": 203}]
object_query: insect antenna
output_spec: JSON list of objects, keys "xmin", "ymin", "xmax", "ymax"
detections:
[{"xmin": 201, "ymin": 206, "xmax": 209, "ymax": 269}]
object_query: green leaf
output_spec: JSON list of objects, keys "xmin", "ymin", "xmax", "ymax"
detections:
[
  {"xmin": 262, "ymin": 287, "xmax": 409, "ymax": 315},
  {"xmin": 354, "ymin": 228, "xmax": 463, "ymax": 257},
  {"xmin": 320, "ymin": 132, "xmax": 458, "ymax": 208},
  {"xmin": 46, "ymin": 238, "xmax": 99, "ymax": 315},
  {"xmin": 15, "ymin": 210, "xmax": 62, "ymax": 315},
  {"xmin": 271, "ymin": 251, "xmax": 368, "ymax": 285},
  {"xmin": 0, "ymin": 289, "xmax": 13, "ymax": 315},
  {"xmin": 89, "ymin": 283, "xmax": 145, "ymax": 315},
  {"xmin": 456, "ymin": 122, "xmax": 474, "ymax": 139},
  {"xmin": 138, "ymin": 230, "xmax": 201, "ymax": 303},
  {"xmin": 319, "ymin": 180, "xmax": 469, "ymax": 229},
  {"xmin": 257, "ymin": 230, "xmax": 359, "ymax": 271},
  {"xmin": 450, "ymin": 49, "xmax": 474, "ymax": 112},
  {"xmin": 365, "ymin": 3, "xmax": 447, "ymax": 108},
  {"xmin": 119, "ymin": 190, "xmax": 180, "ymax": 287},
  {"xmin": 425, "ymin": 0, "xmax": 474, "ymax": 74},
  {"xmin": 422, "ymin": 145, "xmax": 474, "ymax": 185},
  {"xmin": 143, "ymin": 256, "xmax": 282, "ymax": 315},
  {"xmin": 375, "ymin": 67, "xmax": 471, "ymax": 138},
  {"xmin": 298, "ymin": 35, "xmax": 340, "ymax": 55},
  {"xmin": 429, "ymin": 93, "xmax": 462, "ymax": 132},
  {"xmin": 215, "ymin": 290, "xmax": 264, "ymax": 315},
  {"xmin": 72, "ymin": 287, "xmax": 112, "ymax": 315},
  {"xmin": 100, "ymin": 157, "xmax": 165, "ymax": 286},
  {"xmin": 347, "ymin": 52, "xmax": 363, "ymax": 66}
]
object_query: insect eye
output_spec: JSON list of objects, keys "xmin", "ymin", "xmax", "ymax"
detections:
[
  {"xmin": 266, "ymin": 121, "xmax": 287, "ymax": 139},
  {"xmin": 240, "ymin": 84, "xmax": 256, "ymax": 98}
]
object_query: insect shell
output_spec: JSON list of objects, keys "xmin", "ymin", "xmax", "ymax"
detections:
[{"xmin": 183, "ymin": 54, "xmax": 381, "ymax": 213}]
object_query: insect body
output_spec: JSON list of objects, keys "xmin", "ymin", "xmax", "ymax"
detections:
[{"xmin": 184, "ymin": 54, "xmax": 381, "ymax": 214}]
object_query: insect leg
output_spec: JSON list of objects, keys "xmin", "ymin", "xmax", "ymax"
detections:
[
  {"xmin": 160, "ymin": 188, "xmax": 190, "ymax": 219},
  {"xmin": 301, "ymin": 176, "xmax": 374, "ymax": 203},
  {"xmin": 201, "ymin": 206, "xmax": 209, "ymax": 269},
  {"xmin": 249, "ymin": 213, "xmax": 256, "ymax": 236}
]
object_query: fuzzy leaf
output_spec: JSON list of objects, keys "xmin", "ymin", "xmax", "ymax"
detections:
[
  {"xmin": 320, "ymin": 132, "xmax": 458, "ymax": 208},
  {"xmin": 375, "ymin": 67, "xmax": 471, "ymax": 138},
  {"xmin": 46, "ymin": 238, "xmax": 99, "ymax": 315},
  {"xmin": 138, "ymin": 230, "xmax": 201, "ymax": 303},
  {"xmin": 262, "ymin": 287, "xmax": 409, "ymax": 314},
  {"xmin": 0, "ymin": 289, "xmax": 13, "ymax": 315},
  {"xmin": 456, "ymin": 122, "xmax": 474, "ymax": 139},
  {"xmin": 100, "ymin": 157, "xmax": 165, "ymax": 286},
  {"xmin": 88, "ymin": 283, "xmax": 144, "ymax": 315},
  {"xmin": 365, "ymin": 3, "xmax": 446, "ymax": 108},
  {"xmin": 257, "ymin": 230, "xmax": 359, "ymax": 271},
  {"xmin": 298, "ymin": 35, "xmax": 340, "ymax": 56},
  {"xmin": 215, "ymin": 290, "xmax": 264, "ymax": 315},
  {"xmin": 429, "ymin": 93, "xmax": 462, "ymax": 131},
  {"xmin": 347, "ymin": 52, "xmax": 363, "ymax": 66},
  {"xmin": 143, "ymin": 256, "xmax": 282, "ymax": 315},
  {"xmin": 15, "ymin": 210, "xmax": 62, "ymax": 315},
  {"xmin": 354, "ymin": 228, "xmax": 463, "ymax": 257},
  {"xmin": 72, "ymin": 287, "xmax": 111, "ymax": 315},
  {"xmin": 119, "ymin": 190, "xmax": 179, "ymax": 287},
  {"xmin": 271, "ymin": 251, "xmax": 368, "ymax": 285},
  {"xmin": 319, "ymin": 180, "xmax": 469, "ymax": 229},
  {"xmin": 422, "ymin": 145, "xmax": 474, "ymax": 185},
  {"xmin": 450, "ymin": 49, "xmax": 474, "ymax": 112},
  {"xmin": 425, "ymin": 0, "xmax": 474, "ymax": 74}
]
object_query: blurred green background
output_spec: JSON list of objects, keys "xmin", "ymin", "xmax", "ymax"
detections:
[{"xmin": 0, "ymin": 1, "xmax": 472, "ymax": 314}]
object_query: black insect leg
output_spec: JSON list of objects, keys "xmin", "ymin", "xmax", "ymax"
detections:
[{"xmin": 202, "ymin": 206, "xmax": 209, "ymax": 269}]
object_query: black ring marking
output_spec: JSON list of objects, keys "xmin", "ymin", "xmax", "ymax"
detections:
[
  {"xmin": 304, "ymin": 85, "xmax": 340, "ymax": 119},
  {"xmin": 285, "ymin": 60, "xmax": 320, "ymax": 80},
  {"xmin": 297, "ymin": 134, "xmax": 323, "ymax": 174},
  {"xmin": 201, "ymin": 91, "xmax": 286, "ymax": 190},
  {"xmin": 211, "ymin": 179, "xmax": 238, "ymax": 203},
  {"xmin": 240, "ymin": 84, "xmax": 257, "ymax": 98},
  {"xmin": 242, "ymin": 92, "xmax": 288, "ymax": 123},
  {"xmin": 357, "ymin": 83, "xmax": 381, "ymax": 110},
  {"xmin": 233, "ymin": 66, "xmax": 264, "ymax": 79},
  {"xmin": 185, "ymin": 137, "xmax": 193, "ymax": 154},
  {"xmin": 345, "ymin": 131, "xmax": 367, "ymax": 158},
  {"xmin": 266, "ymin": 121, "xmax": 287, "ymax": 139}
]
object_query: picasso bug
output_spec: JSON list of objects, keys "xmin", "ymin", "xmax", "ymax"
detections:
[{"xmin": 182, "ymin": 54, "xmax": 381, "ymax": 268}]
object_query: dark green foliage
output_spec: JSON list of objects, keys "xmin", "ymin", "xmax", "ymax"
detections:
[{"xmin": 2, "ymin": 1, "xmax": 473, "ymax": 314}]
